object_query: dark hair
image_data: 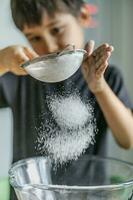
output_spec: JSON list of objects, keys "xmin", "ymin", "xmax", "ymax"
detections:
[{"xmin": 11, "ymin": 0, "xmax": 85, "ymax": 30}]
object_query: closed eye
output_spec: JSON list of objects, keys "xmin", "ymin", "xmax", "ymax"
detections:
[
  {"xmin": 29, "ymin": 36, "xmax": 42, "ymax": 43},
  {"xmin": 50, "ymin": 27, "xmax": 64, "ymax": 35}
]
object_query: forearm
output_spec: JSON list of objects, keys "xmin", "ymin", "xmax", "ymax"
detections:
[{"xmin": 94, "ymin": 79, "xmax": 133, "ymax": 149}]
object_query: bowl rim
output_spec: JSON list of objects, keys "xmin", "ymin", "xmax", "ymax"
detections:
[{"xmin": 8, "ymin": 155, "xmax": 133, "ymax": 192}]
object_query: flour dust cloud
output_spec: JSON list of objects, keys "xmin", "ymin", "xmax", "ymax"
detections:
[{"xmin": 36, "ymin": 93, "xmax": 97, "ymax": 166}]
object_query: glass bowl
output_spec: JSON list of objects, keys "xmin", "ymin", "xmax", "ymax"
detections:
[{"xmin": 9, "ymin": 155, "xmax": 133, "ymax": 200}]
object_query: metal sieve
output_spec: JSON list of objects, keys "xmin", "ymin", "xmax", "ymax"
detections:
[{"xmin": 21, "ymin": 45, "xmax": 86, "ymax": 83}]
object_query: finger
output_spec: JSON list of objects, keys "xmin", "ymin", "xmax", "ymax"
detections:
[
  {"xmin": 91, "ymin": 44, "xmax": 109, "ymax": 63},
  {"xmin": 96, "ymin": 61, "xmax": 108, "ymax": 77},
  {"xmin": 15, "ymin": 48, "xmax": 30, "ymax": 64},
  {"xmin": 24, "ymin": 47, "xmax": 38, "ymax": 59},
  {"xmin": 94, "ymin": 45, "xmax": 113, "ymax": 62},
  {"xmin": 93, "ymin": 44, "xmax": 114, "ymax": 59},
  {"xmin": 107, "ymin": 45, "xmax": 114, "ymax": 52},
  {"xmin": 95, "ymin": 52, "xmax": 111, "ymax": 69},
  {"xmin": 93, "ymin": 43, "xmax": 109, "ymax": 57},
  {"xmin": 10, "ymin": 50, "xmax": 29, "ymax": 74},
  {"xmin": 85, "ymin": 40, "xmax": 95, "ymax": 56},
  {"xmin": 81, "ymin": 58, "xmax": 88, "ymax": 76},
  {"xmin": 10, "ymin": 66, "xmax": 27, "ymax": 75}
]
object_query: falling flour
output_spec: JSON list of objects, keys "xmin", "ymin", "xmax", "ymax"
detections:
[
  {"xmin": 49, "ymin": 95, "xmax": 92, "ymax": 129},
  {"xmin": 36, "ymin": 94, "xmax": 97, "ymax": 166}
]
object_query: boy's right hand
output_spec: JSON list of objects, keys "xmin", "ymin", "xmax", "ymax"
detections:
[{"xmin": 0, "ymin": 45, "xmax": 38, "ymax": 76}]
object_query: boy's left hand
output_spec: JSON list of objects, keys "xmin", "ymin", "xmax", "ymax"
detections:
[{"xmin": 81, "ymin": 40, "xmax": 114, "ymax": 94}]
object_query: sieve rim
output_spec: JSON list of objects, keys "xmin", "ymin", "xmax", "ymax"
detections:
[{"xmin": 21, "ymin": 49, "xmax": 86, "ymax": 68}]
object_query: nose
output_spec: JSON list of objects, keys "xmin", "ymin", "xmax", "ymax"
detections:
[{"xmin": 43, "ymin": 35, "xmax": 59, "ymax": 54}]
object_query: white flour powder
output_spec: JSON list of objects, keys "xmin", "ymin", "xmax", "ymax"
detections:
[
  {"xmin": 45, "ymin": 126, "xmax": 95, "ymax": 165},
  {"xmin": 36, "ymin": 94, "xmax": 96, "ymax": 165},
  {"xmin": 49, "ymin": 95, "xmax": 92, "ymax": 129}
]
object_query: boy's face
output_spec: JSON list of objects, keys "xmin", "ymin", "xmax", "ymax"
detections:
[{"xmin": 23, "ymin": 12, "xmax": 85, "ymax": 55}]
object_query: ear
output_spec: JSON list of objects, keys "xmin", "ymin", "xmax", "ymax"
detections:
[{"xmin": 78, "ymin": 4, "xmax": 91, "ymax": 27}]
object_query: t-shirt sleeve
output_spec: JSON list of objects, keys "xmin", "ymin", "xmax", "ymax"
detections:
[
  {"xmin": 0, "ymin": 73, "xmax": 15, "ymax": 108},
  {"xmin": 105, "ymin": 65, "xmax": 133, "ymax": 110},
  {"xmin": 0, "ymin": 78, "xmax": 8, "ymax": 108}
]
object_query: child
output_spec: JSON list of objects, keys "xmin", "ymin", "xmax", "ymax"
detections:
[{"xmin": 0, "ymin": 0, "xmax": 133, "ymax": 199}]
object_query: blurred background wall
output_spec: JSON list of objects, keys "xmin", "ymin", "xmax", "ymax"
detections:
[
  {"xmin": 0, "ymin": 0, "xmax": 133, "ymax": 195},
  {"xmin": 0, "ymin": 0, "xmax": 28, "ymax": 180}
]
